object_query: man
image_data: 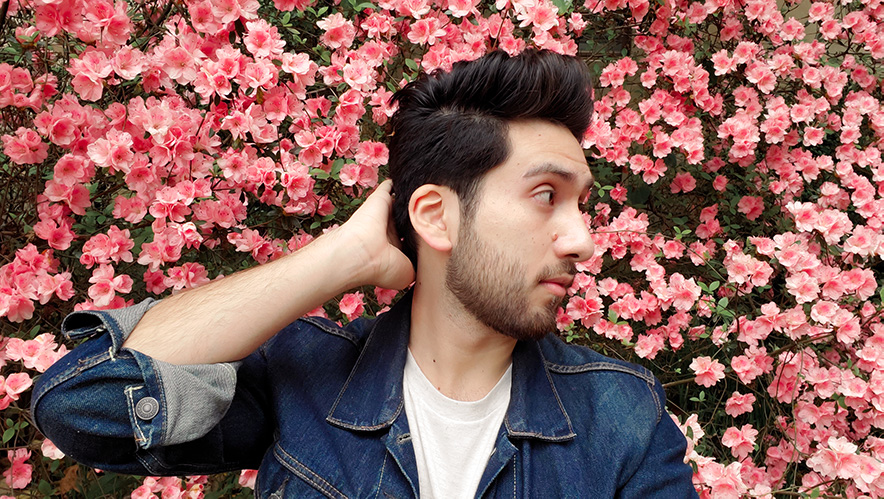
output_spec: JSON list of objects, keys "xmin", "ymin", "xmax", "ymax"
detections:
[{"xmin": 33, "ymin": 50, "xmax": 697, "ymax": 497}]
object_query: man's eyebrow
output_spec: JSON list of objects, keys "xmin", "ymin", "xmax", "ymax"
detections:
[{"xmin": 522, "ymin": 163, "xmax": 594, "ymax": 193}]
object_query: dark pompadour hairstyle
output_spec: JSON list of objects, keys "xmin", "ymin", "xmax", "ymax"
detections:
[{"xmin": 388, "ymin": 49, "xmax": 595, "ymax": 264}]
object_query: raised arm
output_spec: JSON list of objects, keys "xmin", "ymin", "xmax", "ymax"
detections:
[
  {"xmin": 32, "ymin": 181, "xmax": 414, "ymax": 473},
  {"xmin": 122, "ymin": 180, "xmax": 415, "ymax": 365}
]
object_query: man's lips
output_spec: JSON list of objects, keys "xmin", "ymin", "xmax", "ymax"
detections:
[{"xmin": 539, "ymin": 276, "xmax": 575, "ymax": 297}]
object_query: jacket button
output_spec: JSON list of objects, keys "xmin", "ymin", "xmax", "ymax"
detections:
[{"xmin": 135, "ymin": 397, "xmax": 159, "ymax": 420}]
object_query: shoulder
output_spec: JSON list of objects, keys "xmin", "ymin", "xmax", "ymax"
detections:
[
  {"xmin": 537, "ymin": 334, "xmax": 655, "ymax": 383},
  {"xmin": 536, "ymin": 334, "xmax": 665, "ymax": 424}
]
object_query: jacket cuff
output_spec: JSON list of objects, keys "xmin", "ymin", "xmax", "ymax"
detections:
[
  {"xmin": 60, "ymin": 299, "xmax": 240, "ymax": 449},
  {"xmin": 61, "ymin": 298, "xmax": 161, "ymax": 351},
  {"xmin": 138, "ymin": 354, "xmax": 241, "ymax": 447}
]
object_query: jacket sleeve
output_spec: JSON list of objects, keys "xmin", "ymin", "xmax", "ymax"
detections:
[
  {"xmin": 31, "ymin": 299, "xmax": 275, "ymax": 476},
  {"xmin": 616, "ymin": 380, "xmax": 699, "ymax": 499}
]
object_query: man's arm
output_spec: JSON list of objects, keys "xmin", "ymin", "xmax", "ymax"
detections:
[
  {"xmin": 617, "ymin": 380, "xmax": 699, "ymax": 498},
  {"xmin": 122, "ymin": 180, "xmax": 414, "ymax": 365}
]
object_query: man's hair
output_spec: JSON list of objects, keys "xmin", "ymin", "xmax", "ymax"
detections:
[{"xmin": 388, "ymin": 49, "xmax": 595, "ymax": 264}]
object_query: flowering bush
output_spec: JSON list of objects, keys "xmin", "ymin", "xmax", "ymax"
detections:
[{"xmin": 0, "ymin": 0, "xmax": 882, "ymax": 495}]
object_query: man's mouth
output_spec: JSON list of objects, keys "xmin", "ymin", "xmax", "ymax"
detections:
[{"xmin": 539, "ymin": 276, "xmax": 575, "ymax": 297}]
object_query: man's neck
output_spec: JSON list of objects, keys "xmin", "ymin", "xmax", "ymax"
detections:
[{"xmin": 408, "ymin": 281, "xmax": 516, "ymax": 402}]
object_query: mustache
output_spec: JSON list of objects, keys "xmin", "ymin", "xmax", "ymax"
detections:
[{"xmin": 537, "ymin": 262, "xmax": 578, "ymax": 283}]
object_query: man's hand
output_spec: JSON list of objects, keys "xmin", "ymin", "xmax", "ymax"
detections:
[{"xmin": 333, "ymin": 180, "xmax": 415, "ymax": 291}]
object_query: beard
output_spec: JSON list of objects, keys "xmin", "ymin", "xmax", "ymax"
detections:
[{"xmin": 445, "ymin": 220, "xmax": 576, "ymax": 341}]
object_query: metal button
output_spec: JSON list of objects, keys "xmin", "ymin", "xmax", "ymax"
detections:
[{"xmin": 135, "ymin": 397, "xmax": 159, "ymax": 420}]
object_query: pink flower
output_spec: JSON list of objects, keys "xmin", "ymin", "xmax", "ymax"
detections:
[
  {"xmin": 407, "ymin": 17, "xmax": 446, "ymax": 45},
  {"xmin": 690, "ymin": 356, "xmax": 726, "ymax": 387},
  {"xmin": 634, "ymin": 333, "xmax": 665, "ymax": 359},
  {"xmin": 164, "ymin": 263, "xmax": 211, "ymax": 291},
  {"xmin": 725, "ymin": 392, "xmax": 756, "ymax": 417},
  {"xmin": 68, "ymin": 48, "xmax": 113, "ymax": 101},
  {"xmin": 40, "ymin": 439, "xmax": 65, "ymax": 460},
  {"xmin": 245, "ymin": 19, "xmax": 285, "ymax": 59},
  {"xmin": 737, "ymin": 196, "xmax": 764, "ymax": 221},
  {"xmin": 130, "ymin": 485, "xmax": 155, "ymax": 499},
  {"xmin": 807, "ymin": 436, "xmax": 862, "ymax": 480},
  {"xmin": 4, "ymin": 373, "xmax": 32, "ymax": 401},
  {"xmin": 87, "ymin": 264, "xmax": 134, "ymax": 307},
  {"xmin": 339, "ymin": 292, "xmax": 365, "ymax": 322},
  {"xmin": 722, "ymin": 424, "xmax": 758, "ymax": 460},
  {"xmin": 669, "ymin": 172, "xmax": 696, "ymax": 194},
  {"xmin": 448, "ymin": 0, "xmax": 478, "ymax": 17},
  {"xmin": 374, "ymin": 287, "xmax": 398, "ymax": 306},
  {"xmin": 316, "ymin": 13, "xmax": 356, "ymax": 49},
  {"xmin": 698, "ymin": 461, "xmax": 748, "ymax": 498},
  {"xmin": 667, "ymin": 273, "xmax": 701, "ymax": 311},
  {"xmin": 355, "ymin": 141, "xmax": 389, "ymax": 169},
  {"xmin": 3, "ymin": 449, "xmax": 31, "ymax": 489},
  {"xmin": 238, "ymin": 470, "xmax": 257, "ymax": 489},
  {"xmin": 785, "ymin": 272, "xmax": 820, "ymax": 304},
  {"xmin": 339, "ymin": 162, "xmax": 378, "ymax": 188},
  {"xmin": 2, "ymin": 127, "xmax": 48, "ymax": 165}
]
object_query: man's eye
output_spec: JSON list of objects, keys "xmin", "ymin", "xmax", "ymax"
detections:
[{"xmin": 535, "ymin": 191, "xmax": 554, "ymax": 205}]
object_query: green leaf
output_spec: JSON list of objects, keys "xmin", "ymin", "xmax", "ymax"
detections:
[
  {"xmin": 405, "ymin": 58, "xmax": 418, "ymax": 71},
  {"xmin": 607, "ymin": 308, "xmax": 618, "ymax": 322},
  {"xmin": 3, "ymin": 427, "xmax": 14, "ymax": 443},
  {"xmin": 38, "ymin": 480, "xmax": 53, "ymax": 496},
  {"xmin": 550, "ymin": 0, "xmax": 571, "ymax": 14},
  {"xmin": 331, "ymin": 158, "xmax": 344, "ymax": 176},
  {"xmin": 310, "ymin": 168, "xmax": 329, "ymax": 180},
  {"xmin": 718, "ymin": 297, "xmax": 729, "ymax": 308}
]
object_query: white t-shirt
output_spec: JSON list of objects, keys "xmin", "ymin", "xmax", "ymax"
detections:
[{"xmin": 402, "ymin": 350, "xmax": 512, "ymax": 499}]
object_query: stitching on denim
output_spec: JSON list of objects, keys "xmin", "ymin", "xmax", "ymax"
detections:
[
  {"xmin": 32, "ymin": 348, "xmax": 112, "ymax": 411},
  {"xmin": 512, "ymin": 450, "xmax": 516, "ymax": 499},
  {"xmin": 101, "ymin": 311, "xmax": 123, "ymax": 351},
  {"xmin": 125, "ymin": 385, "xmax": 148, "ymax": 448},
  {"xmin": 538, "ymin": 348, "xmax": 576, "ymax": 438},
  {"xmin": 327, "ymin": 401, "xmax": 402, "ymax": 431},
  {"xmin": 274, "ymin": 444, "xmax": 348, "ymax": 499},
  {"xmin": 326, "ymin": 317, "xmax": 400, "ymax": 430},
  {"xmin": 151, "ymin": 357, "xmax": 168, "ymax": 446},
  {"xmin": 135, "ymin": 451, "xmax": 161, "ymax": 476},
  {"xmin": 300, "ymin": 317, "xmax": 360, "ymax": 345},
  {"xmin": 647, "ymin": 380, "xmax": 662, "ymax": 425},
  {"xmin": 545, "ymin": 361, "xmax": 655, "ymax": 383},
  {"xmin": 504, "ymin": 414, "xmax": 575, "ymax": 442},
  {"xmin": 373, "ymin": 451, "xmax": 387, "ymax": 499}
]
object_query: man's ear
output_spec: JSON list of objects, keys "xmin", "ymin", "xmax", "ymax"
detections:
[{"xmin": 408, "ymin": 184, "xmax": 459, "ymax": 253}]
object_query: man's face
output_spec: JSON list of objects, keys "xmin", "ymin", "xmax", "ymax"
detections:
[{"xmin": 445, "ymin": 120, "xmax": 595, "ymax": 341}]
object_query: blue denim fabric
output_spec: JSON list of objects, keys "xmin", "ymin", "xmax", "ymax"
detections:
[{"xmin": 33, "ymin": 293, "xmax": 698, "ymax": 498}]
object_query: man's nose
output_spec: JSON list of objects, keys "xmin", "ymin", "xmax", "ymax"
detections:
[{"xmin": 555, "ymin": 210, "xmax": 595, "ymax": 262}]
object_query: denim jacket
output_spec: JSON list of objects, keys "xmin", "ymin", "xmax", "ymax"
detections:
[{"xmin": 32, "ymin": 293, "xmax": 698, "ymax": 498}]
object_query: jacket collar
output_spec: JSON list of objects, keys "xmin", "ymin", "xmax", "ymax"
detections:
[{"xmin": 326, "ymin": 292, "xmax": 576, "ymax": 442}]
